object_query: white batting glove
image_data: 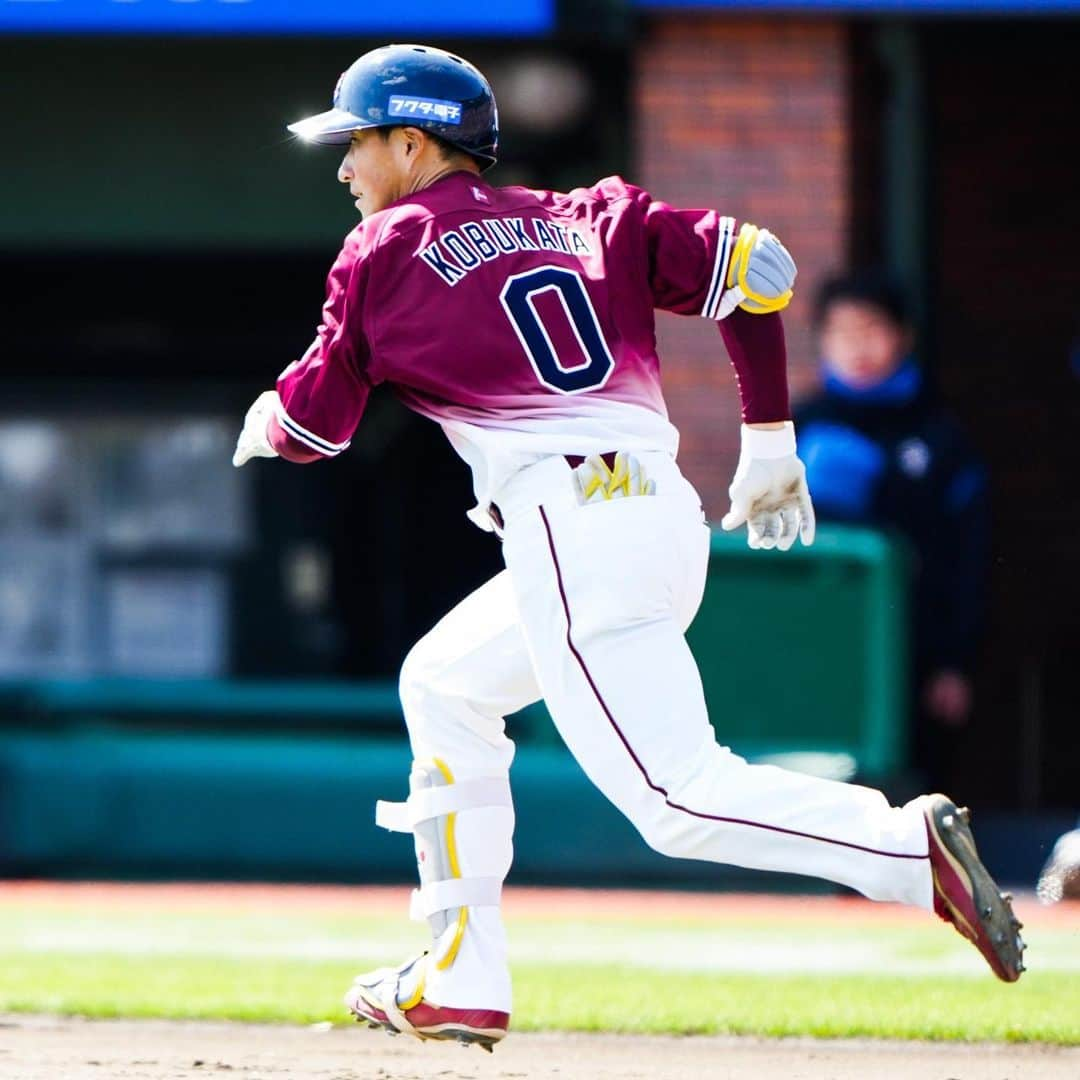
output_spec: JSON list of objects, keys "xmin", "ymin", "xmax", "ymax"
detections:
[
  {"xmin": 232, "ymin": 390, "xmax": 280, "ymax": 467},
  {"xmin": 721, "ymin": 422, "xmax": 815, "ymax": 551}
]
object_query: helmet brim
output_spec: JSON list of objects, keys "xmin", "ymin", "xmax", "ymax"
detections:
[{"xmin": 286, "ymin": 107, "xmax": 376, "ymax": 144}]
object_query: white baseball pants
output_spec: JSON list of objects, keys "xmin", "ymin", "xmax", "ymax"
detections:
[{"xmin": 397, "ymin": 453, "xmax": 933, "ymax": 1013}]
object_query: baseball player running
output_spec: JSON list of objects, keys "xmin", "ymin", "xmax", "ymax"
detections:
[{"xmin": 233, "ymin": 44, "xmax": 1025, "ymax": 1052}]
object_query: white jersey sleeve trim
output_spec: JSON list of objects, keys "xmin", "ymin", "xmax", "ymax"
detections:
[
  {"xmin": 701, "ymin": 216, "xmax": 736, "ymax": 321},
  {"xmin": 275, "ymin": 402, "xmax": 351, "ymax": 457}
]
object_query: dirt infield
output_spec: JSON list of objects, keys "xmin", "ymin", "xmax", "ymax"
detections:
[{"xmin": 2, "ymin": 1014, "xmax": 1078, "ymax": 1080}]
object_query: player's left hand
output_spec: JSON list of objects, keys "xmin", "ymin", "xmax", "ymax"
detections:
[
  {"xmin": 232, "ymin": 390, "xmax": 281, "ymax": 467},
  {"xmin": 721, "ymin": 422, "xmax": 815, "ymax": 550}
]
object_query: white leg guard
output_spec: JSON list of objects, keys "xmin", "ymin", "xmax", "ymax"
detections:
[{"xmin": 376, "ymin": 758, "xmax": 515, "ymax": 1012}]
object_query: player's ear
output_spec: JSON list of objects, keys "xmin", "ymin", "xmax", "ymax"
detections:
[{"xmin": 399, "ymin": 126, "xmax": 423, "ymax": 162}]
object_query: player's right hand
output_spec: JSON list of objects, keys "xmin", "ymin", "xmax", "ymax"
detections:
[
  {"xmin": 720, "ymin": 422, "xmax": 815, "ymax": 551},
  {"xmin": 232, "ymin": 390, "xmax": 281, "ymax": 467}
]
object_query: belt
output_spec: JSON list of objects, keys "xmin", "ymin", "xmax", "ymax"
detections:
[
  {"xmin": 488, "ymin": 452, "xmax": 618, "ymax": 531},
  {"xmin": 563, "ymin": 452, "xmax": 617, "ymax": 470}
]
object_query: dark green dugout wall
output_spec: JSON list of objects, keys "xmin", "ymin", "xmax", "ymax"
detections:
[
  {"xmin": 0, "ymin": 526, "xmax": 915, "ymax": 887},
  {"xmin": 2, "ymin": 38, "xmax": 356, "ymax": 250},
  {"xmin": 0, "ymin": 36, "xmax": 627, "ymax": 252}
]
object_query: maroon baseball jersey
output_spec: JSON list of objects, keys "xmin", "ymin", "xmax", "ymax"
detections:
[{"xmin": 273, "ymin": 171, "xmax": 783, "ymax": 525}]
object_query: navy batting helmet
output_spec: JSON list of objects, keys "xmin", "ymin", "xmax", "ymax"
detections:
[{"xmin": 287, "ymin": 44, "xmax": 499, "ymax": 172}]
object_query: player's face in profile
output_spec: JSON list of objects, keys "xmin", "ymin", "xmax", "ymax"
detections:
[
  {"xmin": 818, "ymin": 300, "xmax": 911, "ymax": 388},
  {"xmin": 337, "ymin": 130, "xmax": 402, "ymax": 218}
]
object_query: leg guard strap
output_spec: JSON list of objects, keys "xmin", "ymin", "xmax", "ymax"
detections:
[
  {"xmin": 410, "ymin": 876, "xmax": 503, "ymax": 922},
  {"xmin": 375, "ymin": 776, "xmax": 512, "ymax": 833}
]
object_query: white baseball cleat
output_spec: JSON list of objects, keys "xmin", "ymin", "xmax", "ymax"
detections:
[{"xmin": 344, "ymin": 954, "xmax": 510, "ymax": 1053}]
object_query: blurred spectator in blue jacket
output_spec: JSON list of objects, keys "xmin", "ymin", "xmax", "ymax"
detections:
[{"xmin": 794, "ymin": 270, "xmax": 990, "ymax": 789}]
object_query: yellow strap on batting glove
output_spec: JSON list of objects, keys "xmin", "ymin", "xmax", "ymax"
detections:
[{"xmin": 573, "ymin": 452, "xmax": 657, "ymax": 504}]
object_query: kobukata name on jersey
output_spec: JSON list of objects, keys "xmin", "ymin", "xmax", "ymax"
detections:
[{"xmin": 419, "ymin": 217, "xmax": 594, "ymax": 286}]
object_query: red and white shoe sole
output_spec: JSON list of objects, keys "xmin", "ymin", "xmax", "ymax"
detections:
[
  {"xmin": 347, "ymin": 996, "xmax": 509, "ymax": 1052},
  {"xmin": 923, "ymin": 794, "xmax": 1026, "ymax": 982}
]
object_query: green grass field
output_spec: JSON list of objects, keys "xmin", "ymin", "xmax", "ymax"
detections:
[{"xmin": 2, "ymin": 886, "xmax": 1077, "ymax": 1045}]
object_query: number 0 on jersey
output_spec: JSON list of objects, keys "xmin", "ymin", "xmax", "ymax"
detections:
[{"xmin": 499, "ymin": 266, "xmax": 616, "ymax": 395}]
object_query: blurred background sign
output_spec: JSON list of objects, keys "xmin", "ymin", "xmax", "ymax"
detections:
[
  {"xmin": 0, "ymin": 417, "xmax": 245, "ymax": 679},
  {"xmin": 0, "ymin": 0, "xmax": 555, "ymax": 35}
]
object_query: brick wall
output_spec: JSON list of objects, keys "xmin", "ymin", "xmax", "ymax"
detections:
[{"xmin": 635, "ymin": 16, "xmax": 850, "ymax": 515}]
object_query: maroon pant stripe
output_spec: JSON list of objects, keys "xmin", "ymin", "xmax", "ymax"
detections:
[{"xmin": 538, "ymin": 506, "xmax": 927, "ymax": 863}]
